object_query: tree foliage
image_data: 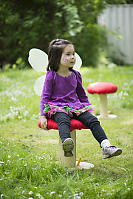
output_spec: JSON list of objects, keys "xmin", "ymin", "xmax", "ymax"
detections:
[
  {"xmin": 0, "ymin": 0, "xmax": 86, "ymax": 68},
  {"xmin": 2, "ymin": 0, "xmax": 131, "ymax": 68},
  {"xmin": 106, "ymin": 0, "xmax": 133, "ymax": 4}
]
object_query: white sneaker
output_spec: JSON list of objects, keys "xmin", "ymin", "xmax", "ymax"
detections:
[
  {"xmin": 62, "ymin": 138, "xmax": 74, "ymax": 157},
  {"xmin": 103, "ymin": 146, "xmax": 122, "ymax": 159}
]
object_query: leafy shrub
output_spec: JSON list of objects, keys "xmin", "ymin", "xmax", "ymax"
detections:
[
  {"xmin": 72, "ymin": 24, "xmax": 107, "ymax": 67},
  {"xmin": 0, "ymin": 0, "xmax": 106, "ymax": 69}
]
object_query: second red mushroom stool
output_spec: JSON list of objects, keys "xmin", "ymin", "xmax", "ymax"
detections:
[{"xmin": 87, "ymin": 82, "xmax": 118, "ymax": 118}]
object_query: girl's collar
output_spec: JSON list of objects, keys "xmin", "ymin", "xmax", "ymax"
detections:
[{"xmin": 56, "ymin": 71, "xmax": 72, "ymax": 78}]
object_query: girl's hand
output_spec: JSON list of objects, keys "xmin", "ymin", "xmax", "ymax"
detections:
[{"xmin": 40, "ymin": 116, "xmax": 47, "ymax": 130}]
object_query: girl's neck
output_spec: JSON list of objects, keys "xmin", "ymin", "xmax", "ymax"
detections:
[{"xmin": 57, "ymin": 68, "xmax": 71, "ymax": 77}]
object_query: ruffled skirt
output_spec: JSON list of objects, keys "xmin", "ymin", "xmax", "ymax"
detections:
[{"xmin": 43, "ymin": 104, "xmax": 94, "ymax": 118}]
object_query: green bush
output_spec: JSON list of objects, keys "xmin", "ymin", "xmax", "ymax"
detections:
[
  {"xmin": 0, "ymin": 0, "xmax": 107, "ymax": 69},
  {"xmin": 72, "ymin": 24, "xmax": 107, "ymax": 67}
]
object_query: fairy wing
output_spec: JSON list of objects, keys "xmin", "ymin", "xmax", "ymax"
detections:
[
  {"xmin": 28, "ymin": 48, "xmax": 48, "ymax": 72},
  {"xmin": 73, "ymin": 52, "xmax": 82, "ymax": 71},
  {"xmin": 34, "ymin": 75, "xmax": 46, "ymax": 96}
]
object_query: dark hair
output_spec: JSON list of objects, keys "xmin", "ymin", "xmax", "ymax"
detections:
[{"xmin": 47, "ymin": 39, "xmax": 73, "ymax": 72}]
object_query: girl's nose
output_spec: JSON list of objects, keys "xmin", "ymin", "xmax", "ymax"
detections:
[{"xmin": 71, "ymin": 55, "xmax": 75, "ymax": 59}]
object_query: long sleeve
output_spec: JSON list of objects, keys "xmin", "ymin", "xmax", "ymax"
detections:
[
  {"xmin": 40, "ymin": 71, "xmax": 53, "ymax": 115},
  {"xmin": 75, "ymin": 70, "xmax": 91, "ymax": 105}
]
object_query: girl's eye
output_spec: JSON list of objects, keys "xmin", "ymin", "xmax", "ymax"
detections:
[{"xmin": 66, "ymin": 53, "xmax": 75, "ymax": 56}]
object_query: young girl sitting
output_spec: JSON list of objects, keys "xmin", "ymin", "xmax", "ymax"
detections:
[{"xmin": 40, "ymin": 39, "xmax": 122, "ymax": 158}]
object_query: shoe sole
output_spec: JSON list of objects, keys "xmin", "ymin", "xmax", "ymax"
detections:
[
  {"xmin": 103, "ymin": 148, "xmax": 122, "ymax": 159},
  {"xmin": 63, "ymin": 138, "xmax": 74, "ymax": 152}
]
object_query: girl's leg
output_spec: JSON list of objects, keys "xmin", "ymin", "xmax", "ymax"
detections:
[
  {"xmin": 74, "ymin": 111, "xmax": 108, "ymax": 146},
  {"xmin": 52, "ymin": 112, "xmax": 71, "ymax": 143},
  {"xmin": 52, "ymin": 112, "xmax": 74, "ymax": 157},
  {"xmin": 74, "ymin": 111, "xmax": 122, "ymax": 158}
]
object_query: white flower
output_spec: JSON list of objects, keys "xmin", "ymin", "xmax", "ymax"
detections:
[
  {"xmin": 50, "ymin": 191, "xmax": 55, "ymax": 195},
  {"xmin": 36, "ymin": 193, "xmax": 44, "ymax": 198},
  {"xmin": 29, "ymin": 191, "xmax": 33, "ymax": 195},
  {"xmin": 22, "ymin": 190, "xmax": 25, "ymax": 194},
  {"xmin": 79, "ymin": 192, "xmax": 84, "ymax": 196},
  {"xmin": 36, "ymin": 193, "xmax": 41, "ymax": 197}
]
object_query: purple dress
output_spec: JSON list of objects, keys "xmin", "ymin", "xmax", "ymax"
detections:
[{"xmin": 40, "ymin": 69, "xmax": 94, "ymax": 117}]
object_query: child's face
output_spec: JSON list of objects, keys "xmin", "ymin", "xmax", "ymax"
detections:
[{"xmin": 59, "ymin": 44, "xmax": 76, "ymax": 69}]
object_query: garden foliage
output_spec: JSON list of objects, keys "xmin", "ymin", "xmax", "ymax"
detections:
[{"xmin": 0, "ymin": 0, "xmax": 107, "ymax": 68}]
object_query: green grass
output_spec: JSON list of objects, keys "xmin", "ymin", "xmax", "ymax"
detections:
[{"xmin": 0, "ymin": 66, "xmax": 133, "ymax": 198}]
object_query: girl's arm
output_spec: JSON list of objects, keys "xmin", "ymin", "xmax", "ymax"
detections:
[
  {"xmin": 75, "ymin": 70, "xmax": 91, "ymax": 104},
  {"xmin": 40, "ymin": 71, "xmax": 53, "ymax": 116}
]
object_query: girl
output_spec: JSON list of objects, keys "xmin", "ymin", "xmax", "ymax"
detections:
[{"xmin": 40, "ymin": 39, "xmax": 122, "ymax": 158}]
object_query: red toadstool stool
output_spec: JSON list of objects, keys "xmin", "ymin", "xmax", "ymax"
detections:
[{"xmin": 87, "ymin": 82, "xmax": 118, "ymax": 118}]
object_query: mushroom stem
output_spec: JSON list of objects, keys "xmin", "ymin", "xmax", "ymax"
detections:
[{"xmin": 99, "ymin": 94, "xmax": 108, "ymax": 118}]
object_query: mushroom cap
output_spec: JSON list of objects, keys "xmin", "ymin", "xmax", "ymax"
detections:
[{"xmin": 87, "ymin": 82, "xmax": 117, "ymax": 94}]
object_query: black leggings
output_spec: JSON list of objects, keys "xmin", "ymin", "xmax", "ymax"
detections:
[{"xmin": 52, "ymin": 111, "xmax": 107, "ymax": 145}]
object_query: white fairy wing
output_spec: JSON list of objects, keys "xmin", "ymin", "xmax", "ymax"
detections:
[
  {"xmin": 73, "ymin": 52, "xmax": 82, "ymax": 71},
  {"xmin": 28, "ymin": 48, "xmax": 48, "ymax": 72},
  {"xmin": 34, "ymin": 75, "xmax": 46, "ymax": 96}
]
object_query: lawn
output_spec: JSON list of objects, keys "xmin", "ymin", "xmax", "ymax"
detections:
[{"xmin": 0, "ymin": 66, "xmax": 133, "ymax": 199}]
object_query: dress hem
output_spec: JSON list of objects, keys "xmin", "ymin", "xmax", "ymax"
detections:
[{"xmin": 43, "ymin": 104, "xmax": 95, "ymax": 118}]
